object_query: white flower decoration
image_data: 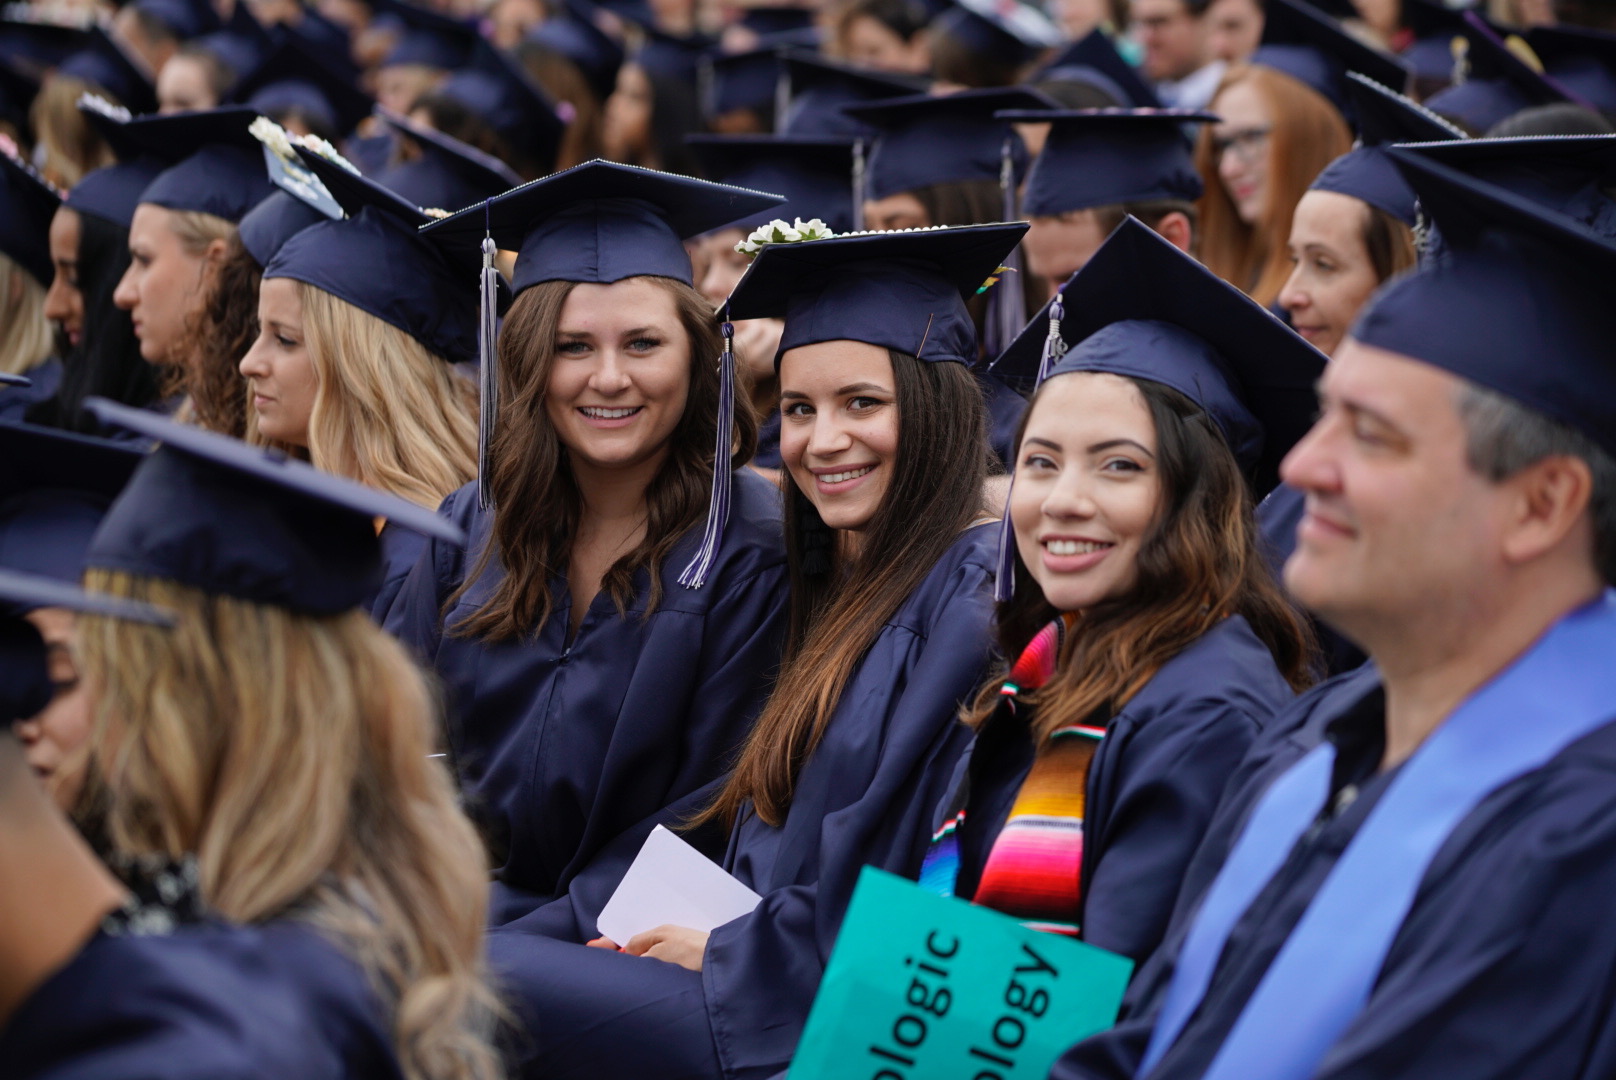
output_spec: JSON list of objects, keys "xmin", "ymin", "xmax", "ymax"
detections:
[
  {"xmin": 249, "ymin": 116, "xmax": 297, "ymax": 161},
  {"xmin": 735, "ymin": 217, "xmax": 835, "ymax": 255}
]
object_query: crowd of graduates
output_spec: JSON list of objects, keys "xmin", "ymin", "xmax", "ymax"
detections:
[{"xmin": 2, "ymin": 0, "xmax": 1616, "ymax": 1077}]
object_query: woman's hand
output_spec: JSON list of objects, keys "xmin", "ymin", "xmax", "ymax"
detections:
[{"xmin": 622, "ymin": 925, "xmax": 710, "ymax": 972}]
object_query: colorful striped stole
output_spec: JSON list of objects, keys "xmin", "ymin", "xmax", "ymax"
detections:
[{"xmin": 920, "ymin": 615, "xmax": 1104, "ymax": 936}]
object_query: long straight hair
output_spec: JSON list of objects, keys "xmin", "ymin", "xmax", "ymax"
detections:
[
  {"xmin": 75, "ymin": 571, "xmax": 506, "ymax": 1080},
  {"xmin": 966, "ymin": 377, "xmax": 1315, "ymax": 739},
  {"xmin": 1195, "ymin": 64, "xmax": 1352, "ymax": 306},
  {"xmin": 0, "ymin": 252, "xmax": 53, "ymax": 377},
  {"xmin": 696, "ymin": 351, "xmax": 990, "ymax": 829},
  {"xmin": 450, "ymin": 275, "xmax": 756, "ymax": 643}
]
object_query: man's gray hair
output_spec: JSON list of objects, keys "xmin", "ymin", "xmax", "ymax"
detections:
[{"xmin": 1455, "ymin": 381, "xmax": 1616, "ymax": 585}]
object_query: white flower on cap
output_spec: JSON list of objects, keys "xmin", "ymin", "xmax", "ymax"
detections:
[{"xmin": 736, "ymin": 217, "xmax": 834, "ymax": 255}]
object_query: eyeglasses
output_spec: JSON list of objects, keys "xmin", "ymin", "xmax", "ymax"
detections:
[{"xmin": 1212, "ymin": 127, "xmax": 1272, "ymax": 164}]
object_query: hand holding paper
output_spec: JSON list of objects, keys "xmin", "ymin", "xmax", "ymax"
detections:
[{"xmin": 595, "ymin": 825, "xmax": 763, "ymax": 950}]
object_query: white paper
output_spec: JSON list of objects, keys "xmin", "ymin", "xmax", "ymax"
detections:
[{"xmin": 596, "ymin": 825, "xmax": 762, "ymax": 945}]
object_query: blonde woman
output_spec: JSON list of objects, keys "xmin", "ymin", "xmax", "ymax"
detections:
[
  {"xmin": 72, "ymin": 399, "xmax": 505, "ymax": 1080},
  {"xmin": 0, "ymin": 149, "xmax": 64, "ymax": 422},
  {"xmin": 241, "ymin": 147, "xmax": 479, "ymax": 619}
]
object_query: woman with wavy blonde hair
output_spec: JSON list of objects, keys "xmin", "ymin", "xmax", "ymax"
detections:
[
  {"xmin": 241, "ymin": 150, "xmax": 480, "ymax": 619},
  {"xmin": 70, "ymin": 400, "xmax": 505, "ymax": 1080}
]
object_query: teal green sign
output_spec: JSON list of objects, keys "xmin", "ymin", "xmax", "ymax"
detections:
[{"xmin": 791, "ymin": 867, "xmax": 1134, "ymax": 1080}]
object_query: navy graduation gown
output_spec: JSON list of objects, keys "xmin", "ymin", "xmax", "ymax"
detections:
[
  {"xmin": 0, "ymin": 920, "xmax": 401, "ymax": 1080},
  {"xmin": 0, "ymin": 358, "xmax": 63, "ymax": 423},
  {"xmin": 384, "ymin": 468, "xmax": 790, "ymax": 922},
  {"xmin": 1053, "ymin": 664, "xmax": 1616, "ymax": 1080},
  {"xmin": 979, "ymin": 370, "xmax": 1028, "ymax": 471},
  {"xmin": 754, "ymin": 411, "xmax": 782, "ymax": 471},
  {"xmin": 488, "ymin": 523, "xmax": 1000, "ymax": 1080},
  {"xmin": 369, "ymin": 520, "xmax": 427, "ymax": 624},
  {"xmin": 949, "ymin": 615, "xmax": 1294, "ymax": 965}
]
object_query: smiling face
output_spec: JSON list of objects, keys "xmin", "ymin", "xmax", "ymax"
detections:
[
  {"xmin": 779, "ymin": 340, "xmax": 900, "ymax": 532},
  {"xmin": 44, "ymin": 207, "xmax": 84, "ymax": 348},
  {"xmin": 1212, "ymin": 79, "xmax": 1274, "ymax": 226},
  {"xmin": 1280, "ymin": 190, "xmax": 1384, "ymax": 358},
  {"xmin": 240, "ymin": 277, "xmax": 319, "ymax": 447},
  {"xmin": 113, "ymin": 204, "xmax": 211, "ymax": 365},
  {"xmin": 11, "ymin": 607, "xmax": 91, "ymax": 809},
  {"xmin": 545, "ymin": 277, "xmax": 692, "ymax": 476},
  {"xmin": 1280, "ymin": 340, "xmax": 1505, "ymax": 642},
  {"xmin": 1010, "ymin": 372, "xmax": 1163, "ymax": 612}
]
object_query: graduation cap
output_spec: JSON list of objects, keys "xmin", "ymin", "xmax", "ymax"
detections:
[
  {"xmin": 527, "ymin": 4, "xmax": 625, "ymax": 101},
  {"xmin": 233, "ymin": 39, "xmax": 374, "ymax": 137},
  {"xmin": 373, "ymin": 108, "xmax": 523, "ymax": 214},
  {"xmin": 686, "ymin": 134, "xmax": 857, "ymax": 232},
  {"xmin": 421, "ymin": 158, "xmax": 786, "ymax": 293},
  {"xmin": 265, "ymin": 141, "xmax": 495, "ymax": 364},
  {"xmin": 0, "ymin": 421, "xmax": 142, "ymax": 585},
  {"xmin": 192, "ymin": 2, "xmax": 273, "ymax": 82},
  {"xmin": 1254, "ymin": 0, "xmax": 1411, "ymax": 113},
  {"xmin": 931, "ymin": 0, "xmax": 1063, "ymax": 69},
  {"xmin": 725, "ymin": 221, "xmax": 1030, "ymax": 367},
  {"xmin": 64, "ymin": 157, "xmax": 167, "ymax": 228},
  {"xmin": 0, "ymin": 145, "xmax": 60, "ymax": 287},
  {"xmin": 1034, "ymin": 29, "xmax": 1161, "ymax": 110},
  {"xmin": 1525, "ymin": 24, "xmax": 1616, "ymax": 117},
  {"xmin": 844, "ymin": 86, "xmax": 1057, "ymax": 202},
  {"xmin": 1308, "ymin": 75, "xmax": 1465, "ymax": 226},
  {"xmin": 0, "ymin": 59, "xmax": 39, "ymax": 134},
  {"xmin": 82, "ymin": 398, "xmax": 467, "ymax": 615},
  {"xmin": 378, "ymin": 0, "xmax": 481, "ymax": 70},
  {"xmin": 1398, "ymin": 134, "xmax": 1616, "ymax": 242},
  {"xmin": 737, "ymin": 4, "xmax": 817, "ymax": 39},
  {"xmin": 1343, "ymin": 71, "xmax": 1469, "ymax": 144},
  {"xmin": 632, "ymin": 25, "xmax": 715, "ymax": 85},
  {"xmin": 703, "ymin": 44, "xmax": 785, "ymax": 120},
  {"xmin": 1402, "ymin": 0, "xmax": 1474, "ymax": 89},
  {"xmin": 1357, "ymin": 147, "xmax": 1616, "ymax": 459},
  {"xmin": 997, "ymin": 108, "xmax": 1212, "ymax": 218},
  {"xmin": 132, "ymin": 0, "xmax": 221, "ymax": 41},
  {"xmin": 992, "ymin": 218, "xmax": 1327, "ymax": 495},
  {"xmin": 440, "ymin": 39, "xmax": 566, "ymax": 173},
  {"xmin": 0, "ymin": 373, "xmax": 28, "ymax": 386},
  {"xmin": 55, "ymin": 27, "xmax": 158, "ymax": 115},
  {"xmin": 1424, "ymin": 13, "xmax": 1580, "ymax": 133},
  {"xmin": 777, "ymin": 51, "xmax": 927, "ymax": 138},
  {"xmin": 86, "ymin": 105, "xmax": 275, "ymax": 222}
]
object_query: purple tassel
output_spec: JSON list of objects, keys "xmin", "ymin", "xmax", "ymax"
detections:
[
  {"xmin": 678, "ymin": 320, "xmax": 736, "ymax": 589},
  {"xmin": 476, "ymin": 234, "xmax": 499, "ymax": 511},
  {"xmin": 851, "ymin": 139, "xmax": 867, "ymax": 232},
  {"xmin": 995, "ymin": 291, "xmax": 1070, "ymax": 602}
]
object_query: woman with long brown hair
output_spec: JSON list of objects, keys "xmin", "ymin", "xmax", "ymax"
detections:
[
  {"xmin": 485, "ymin": 222, "xmax": 1026, "ymax": 1080},
  {"xmin": 389, "ymin": 163, "xmax": 791, "ymax": 928},
  {"xmin": 921, "ymin": 219, "xmax": 1320, "ymax": 966},
  {"xmin": 67, "ymin": 401, "xmax": 506, "ymax": 1080},
  {"xmin": 1194, "ymin": 63, "xmax": 1352, "ymax": 307}
]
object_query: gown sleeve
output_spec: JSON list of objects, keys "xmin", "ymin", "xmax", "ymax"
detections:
[{"xmin": 380, "ymin": 485, "xmax": 469, "ymax": 661}]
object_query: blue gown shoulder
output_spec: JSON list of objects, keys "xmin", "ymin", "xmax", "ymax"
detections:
[{"xmin": 0, "ymin": 358, "xmax": 63, "ymax": 423}]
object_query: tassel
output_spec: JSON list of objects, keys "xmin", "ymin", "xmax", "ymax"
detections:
[
  {"xmin": 476, "ymin": 231, "xmax": 499, "ymax": 511},
  {"xmin": 983, "ymin": 137, "xmax": 1027, "ymax": 359},
  {"xmin": 851, "ymin": 138, "xmax": 867, "ymax": 233},
  {"xmin": 995, "ymin": 290, "xmax": 1071, "ymax": 602},
  {"xmin": 678, "ymin": 318, "xmax": 736, "ymax": 589}
]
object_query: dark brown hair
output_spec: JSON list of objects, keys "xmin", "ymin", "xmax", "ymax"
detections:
[
  {"xmin": 696, "ymin": 350, "xmax": 991, "ymax": 829},
  {"xmin": 1360, "ymin": 202, "xmax": 1417, "ymax": 284},
  {"xmin": 1089, "ymin": 198, "xmax": 1202, "ymax": 257},
  {"xmin": 450, "ymin": 275, "xmax": 755, "ymax": 643},
  {"xmin": 966, "ymin": 376, "xmax": 1316, "ymax": 740},
  {"xmin": 176, "ymin": 231, "xmax": 258, "ymax": 438}
]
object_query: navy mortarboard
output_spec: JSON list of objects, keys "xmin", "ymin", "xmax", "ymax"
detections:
[
  {"xmin": 0, "ymin": 145, "xmax": 59, "ymax": 288},
  {"xmin": 55, "ymin": 26, "xmax": 158, "ymax": 115},
  {"xmin": 687, "ymin": 134, "xmax": 857, "ymax": 233},
  {"xmin": 1254, "ymin": 0, "xmax": 1412, "ymax": 115},
  {"xmin": 704, "ymin": 44, "xmax": 785, "ymax": 125},
  {"xmin": 83, "ymin": 102, "xmax": 274, "ymax": 222},
  {"xmin": 1035, "ymin": 28, "xmax": 1163, "ymax": 109},
  {"xmin": 373, "ymin": 108, "xmax": 524, "ymax": 213},
  {"xmin": 930, "ymin": 0, "xmax": 1063, "ymax": 75},
  {"xmin": 0, "ymin": 422, "xmax": 141, "ymax": 585},
  {"xmin": 1525, "ymin": 24, "xmax": 1616, "ymax": 118},
  {"xmin": 232, "ymin": 39, "xmax": 374, "ymax": 139},
  {"xmin": 1401, "ymin": 0, "xmax": 1475, "ymax": 94},
  {"xmin": 776, "ymin": 50, "xmax": 926, "ymax": 138},
  {"xmin": 132, "ymin": 0, "xmax": 220, "ymax": 41},
  {"xmin": 632, "ymin": 24, "xmax": 715, "ymax": 85},
  {"xmin": 64, "ymin": 156, "xmax": 167, "ymax": 229},
  {"xmin": 1344, "ymin": 70, "xmax": 1469, "ymax": 145},
  {"xmin": 1308, "ymin": 75, "xmax": 1466, "ymax": 227},
  {"xmin": 527, "ymin": 2, "xmax": 625, "ymax": 102},
  {"xmin": 1424, "ymin": 13, "xmax": 1582, "ymax": 133},
  {"xmin": 83, "ymin": 399, "xmax": 466, "ymax": 615},
  {"xmin": 440, "ymin": 39, "xmax": 566, "ymax": 175},
  {"xmin": 993, "ymin": 218, "xmax": 1327, "ymax": 495},
  {"xmin": 1360, "ymin": 147, "xmax": 1616, "ymax": 459},
  {"xmin": 377, "ymin": 0, "xmax": 480, "ymax": 71},
  {"xmin": 998, "ymin": 108, "xmax": 1212, "ymax": 218}
]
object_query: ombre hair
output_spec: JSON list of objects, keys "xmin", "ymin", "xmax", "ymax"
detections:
[
  {"xmin": 287, "ymin": 282, "xmax": 478, "ymax": 512},
  {"xmin": 0, "ymin": 252, "xmax": 53, "ymax": 378},
  {"xmin": 450, "ymin": 275, "xmax": 755, "ymax": 643},
  {"xmin": 1195, "ymin": 64, "xmax": 1352, "ymax": 307},
  {"xmin": 965, "ymin": 375, "xmax": 1316, "ymax": 740},
  {"xmin": 75, "ymin": 571, "xmax": 506, "ymax": 1080}
]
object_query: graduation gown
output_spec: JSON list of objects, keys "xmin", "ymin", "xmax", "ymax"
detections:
[
  {"xmin": 384, "ymin": 469, "xmax": 790, "ymax": 923},
  {"xmin": 979, "ymin": 370, "xmax": 1028, "ymax": 471},
  {"xmin": 1053, "ymin": 663, "xmax": 1616, "ymax": 1080},
  {"xmin": 369, "ymin": 520, "xmax": 427, "ymax": 624},
  {"xmin": 488, "ymin": 523, "xmax": 1000, "ymax": 1080},
  {"xmin": 946, "ymin": 615, "xmax": 1293, "ymax": 964},
  {"xmin": 0, "ymin": 358, "xmax": 63, "ymax": 423},
  {"xmin": 0, "ymin": 920, "xmax": 401, "ymax": 1080}
]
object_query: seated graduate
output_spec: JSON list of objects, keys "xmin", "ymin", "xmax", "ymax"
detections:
[
  {"xmin": 1052, "ymin": 149, "xmax": 1616, "ymax": 1080},
  {"xmin": 238, "ymin": 136, "xmax": 484, "ymax": 622},
  {"xmin": 485, "ymin": 221, "xmax": 1027, "ymax": 1080},
  {"xmin": 921, "ymin": 219, "xmax": 1319, "ymax": 967},
  {"xmin": 66, "ymin": 401, "xmax": 505, "ymax": 1080},
  {"xmin": 0, "ymin": 422, "xmax": 141, "ymax": 808},
  {"xmin": 0, "ymin": 147, "xmax": 65, "ymax": 423},
  {"xmin": 0, "ymin": 569, "xmax": 375, "ymax": 1079},
  {"xmin": 390, "ymin": 162, "xmax": 792, "ymax": 926}
]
